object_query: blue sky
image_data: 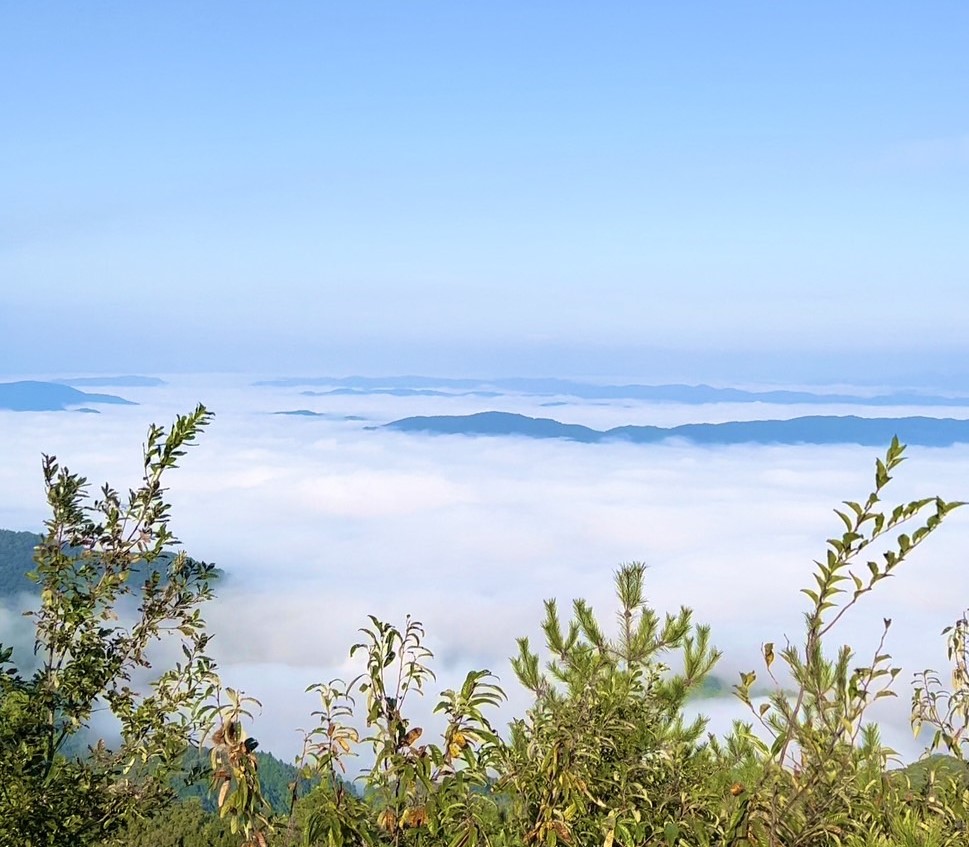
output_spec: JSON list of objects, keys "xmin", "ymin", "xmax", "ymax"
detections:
[{"xmin": 2, "ymin": 2, "xmax": 967, "ymax": 381}]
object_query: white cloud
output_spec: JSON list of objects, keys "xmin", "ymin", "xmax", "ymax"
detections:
[{"xmin": 2, "ymin": 378, "xmax": 967, "ymax": 762}]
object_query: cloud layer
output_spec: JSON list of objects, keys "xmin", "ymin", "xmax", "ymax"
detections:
[{"xmin": 2, "ymin": 377, "xmax": 967, "ymax": 762}]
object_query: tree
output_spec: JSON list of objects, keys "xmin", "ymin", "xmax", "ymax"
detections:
[
  {"xmin": 213, "ymin": 616, "xmax": 507, "ymax": 847},
  {"xmin": 106, "ymin": 799, "xmax": 238, "ymax": 847},
  {"xmin": 502, "ymin": 562, "xmax": 723, "ymax": 846},
  {"xmin": 731, "ymin": 438, "xmax": 965, "ymax": 846},
  {"xmin": 0, "ymin": 405, "xmax": 220, "ymax": 846},
  {"xmin": 913, "ymin": 607, "xmax": 969, "ymax": 761}
]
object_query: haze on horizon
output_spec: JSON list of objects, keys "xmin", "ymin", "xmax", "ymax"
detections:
[{"xmin": 1, "ymin": 3, "xmax": 968, "ymax": 384}]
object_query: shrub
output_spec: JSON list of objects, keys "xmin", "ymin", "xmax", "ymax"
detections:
[{"xmin": 0, "ymin": 406, "xmax": 220, "ymax": 846}]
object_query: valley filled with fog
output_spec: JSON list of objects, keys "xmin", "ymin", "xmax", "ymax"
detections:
[{"xmin": 2, "ymin": 373, "xmax": 968, "ymax": 766}]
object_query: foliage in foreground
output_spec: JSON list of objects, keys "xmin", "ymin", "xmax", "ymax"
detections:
[
  {"xmin": 1, "ymin": 411, "xmax": 968, "ymax": 847},
  {"xmin": 202, "ymin": 439, "xmax": 969, "ymax": 847},
  {"xmin": 0, "ymin": 406, "xmax": 219, "ymax": 846}
]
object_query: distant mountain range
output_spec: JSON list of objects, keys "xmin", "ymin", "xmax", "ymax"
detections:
[
  {"xmin": 0, "ymin": 381, "xmax": 135, "ymax": 411},
  {"xmin": 255, "ymin": 376, "xmax": 969, "ymax": 407},
  {"xmin": 384, "ymin": 411, "xmax": 969, "ymax": 447},
  {"xmin": 301, "ymin": 387, "xmax": 502, "ymax": 398},
  {"xmin": 273, "ymin": 410, "xmax": 368, "ymax": 420},
  {"xmin": 54, "ymin": 375, "xmax": 166, "ymax": 388}
]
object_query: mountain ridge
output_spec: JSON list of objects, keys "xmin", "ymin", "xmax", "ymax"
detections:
[
  {"xmin": 384, "ymin": 411, "xmax": 969, "ymax": 447},
  {"xmin": 0, "ymin": 381, "xmax": 135, "ymax": 411},
  {"xmin": 254, "ymin": 376, "xmax": 969, "ymax": 407}
]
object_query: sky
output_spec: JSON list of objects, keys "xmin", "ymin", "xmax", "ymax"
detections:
[
  {"xmin": 1, "ymin": 5, "xmax": 968, "ymax": 778},
  {"xmin": 2, "ymin": 2, "xmax": 968, "ymax": 382}
]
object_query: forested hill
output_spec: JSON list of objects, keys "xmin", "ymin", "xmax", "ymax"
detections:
[
  {"xmin": 175, "ymin": 746, "xmax": 317, "ymax": 815},
  {"xmin": 0, "ymin": 529, "xmax": 40, "ymax": 597},
  {"xmin": 113, "ymin": 748, "xmax": 335, "ymax": 846},
  {"xmin": 385, "ymin": 411, "xmax": 969, "ymax": 447},
  {"xmin": 0, "ymin": 529, "xmax": 225, "ymax": 599}
]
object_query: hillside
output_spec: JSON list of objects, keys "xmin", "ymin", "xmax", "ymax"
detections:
[
  {"xmin": 385, "ymin": 411, "xmax": 969, "ymax": 447},
  {"xmin": 175, "ymin": 746, "xmax": 317, "ymax": 815},
  {"xmin": 0, "ymin": 381, "xmax": 136, "ymax": 411},
  {"xmin": 896, "ymin": 754, "xmax": 969, "ymax": 789},
  {"xmin": 0, "ymin": 529, "xmax": 224, "ymax": 600},
  {"xmin": 0, "ymin": 529, "xmax": 41, "ymax": 597}
]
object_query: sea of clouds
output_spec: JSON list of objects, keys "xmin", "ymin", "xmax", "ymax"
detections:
[{"xmin": 2, "ymin": 373, "xmax": 968, "ymax": 767}]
